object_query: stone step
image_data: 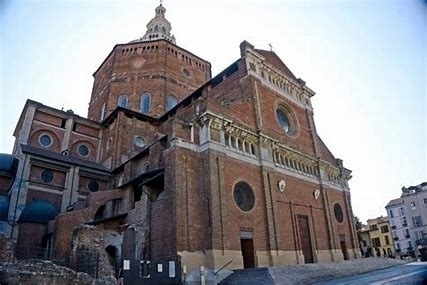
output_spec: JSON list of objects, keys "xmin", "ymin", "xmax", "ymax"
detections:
[
  {"xmin": 219, "ymin": 258, "xmax": 408, "ymax": 285},
  {"xmin": 219, "ymin": 267, "xmax": 274, "ymax": 285}
]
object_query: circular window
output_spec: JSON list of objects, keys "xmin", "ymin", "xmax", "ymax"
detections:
[
  {"xmin": 233, "ymin": 181, "xmax": 255, "ymax": 212},
  {"xmin": 78, "ymin": 145, "xmax": 89, "ymax": 157},
  {"xmin": 39, "ymin": 134, "xmax": 52, "ymax": 147},
  {"xmin": 88, "ymin": 180, "xmax": 99, "ymax": 192},
  {"xmin": 276, "ymin": 108, "xmax": 291, "ymax": 133},
  {"xmin": 134, "ymin": 136, "xmax": 146, "ymax": 148},
  {"xmin": 41, "ymin": 169, "xmax": 53, "ymax": 183},
  {"xmin": 334, "ymin": 203, "xmax": 344, "ymax": 223},
  {"xmin": 182, "ymin": 68, "xmax": 190, "ymax": 77}
]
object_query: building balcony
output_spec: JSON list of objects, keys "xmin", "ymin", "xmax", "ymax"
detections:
[
  {"xmin": 402, "ymin": 223, "xmax": 408, "ymax": 227},
  {"xmin": 405, "ymin": 234, "xmax": 411, "ymax": 238},
  {"xmin": 393, "ymin": 237, "xmax": 399, "ymax": 241},
  {"xmin": 391, "ymin": 225, "xmax": 396, "ymax": 229}
]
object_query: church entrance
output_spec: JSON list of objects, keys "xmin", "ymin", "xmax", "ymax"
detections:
[
  {"xmin": 297, "ymin": 215, "xmax": 314, "ymax": 263},
  {"xmin": 240, "ymin": 231, "xmax": 255, "ymax": 268}
]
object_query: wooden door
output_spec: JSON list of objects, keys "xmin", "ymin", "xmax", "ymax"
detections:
[
  {"xmin": 241, "ymin": 238, "xmax": 255, "ymax": 268},
  {"xmin": 298, "ymin": 215, "xmax": 314, "ymax": 263}
]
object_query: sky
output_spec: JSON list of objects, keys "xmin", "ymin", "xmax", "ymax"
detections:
[{"xmin": 1, "ymin": 0, "xmax": 426, "ymax": 223}]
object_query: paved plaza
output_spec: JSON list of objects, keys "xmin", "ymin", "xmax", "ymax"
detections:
[
  {"xmin": 269, "ymin": 257, "xmax": 409, "ymax": 284},
  {"xmin": 220, "ymin": 257, "xmax": 414, "ymax": 284}
]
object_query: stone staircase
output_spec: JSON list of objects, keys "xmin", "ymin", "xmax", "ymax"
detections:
[
  {"xmin": 218, "ymin": 258, "xmax": 408, "ymax": 285},
  {"xmin": 219, "ymin": 267, "xmax": 275, "ymax": 285}
]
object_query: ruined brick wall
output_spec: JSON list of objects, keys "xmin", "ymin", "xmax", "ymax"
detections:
[
  {"xmin": 0, "ymin": 259, "xmax": 116, "ymax": 285},
  {"xmin": 70, "ymin": 225, "xmax": 116, "ymax": 279},
  {"xmin": 16, "ymin": 223, "xmax": 47, "ymax": 251},
  {"xmin": 0, "ymin": 235, "xmax": 14, "ymax": 262},
  {"xmin": 53, "ymin": 190, "xmax": 124, "ymax": 260}
]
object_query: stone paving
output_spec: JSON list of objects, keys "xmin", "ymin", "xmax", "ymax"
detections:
[
  {"xmin": 269, "ymin": 257, "xmax": 409, "ymax": 285},
  {"xmin": 219, "ymin": 257, "xmax": 410, "ymax": 285}
]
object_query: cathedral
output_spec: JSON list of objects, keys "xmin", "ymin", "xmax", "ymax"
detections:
[{"xmin": 0, "ymin": 2, "xmax": 357, "ymax": 282}]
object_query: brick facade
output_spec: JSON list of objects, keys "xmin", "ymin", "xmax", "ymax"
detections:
[{"xmin": 2, "ymin": 3, "xmax": 357, "ymax": 278}]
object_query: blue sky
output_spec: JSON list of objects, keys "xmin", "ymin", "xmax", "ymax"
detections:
[{"xmin": 1, "ymin": 0, "xmax": 426, "ymax": 223}]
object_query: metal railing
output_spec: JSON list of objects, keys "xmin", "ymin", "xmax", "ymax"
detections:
[{"xmin": 214, "ymin": 259, "xmax": 233, "ymax": 276}]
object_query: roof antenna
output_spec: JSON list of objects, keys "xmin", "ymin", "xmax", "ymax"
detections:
[{"xmin": 269, "ymin": 43, "xmax": 273, "ymax": 51}]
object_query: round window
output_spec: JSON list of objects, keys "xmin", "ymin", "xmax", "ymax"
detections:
[
  {"xmin": 39, "ymin": 134, "xmax": 52, "ymax": 147},
  {"xmin": 78, "ymin": 145, "xmax": 89, "ymax": 157},
  {"xmin": 134, "ymin": 136, "xmax": 146, "ymax": 148},
  {"xmin": 276, "ymin": 108, "xmax": 291, "ymax": 133},
  {"xmin": 41, "ymin": 169, "xmax": 53, "ymax": 183},
  {"xmin": 334, "ymin": 203, "xmax": 344, "ymax": 223},
  {"xmin": 88, "ymin": 180, "xmax": 99, "ymax": 192},
  {"xmin": 182, "ymin": 68, "xmax": 190, "ymax": 77},
  {"xmin": 233, "ymin": 181, "xmax": 255, "ymax": 212}
]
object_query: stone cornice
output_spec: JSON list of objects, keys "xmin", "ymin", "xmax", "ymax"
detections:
[
  {"xmin": 197, "ymin": 111, "xmax": 349, "ymax": 187},
  {"xmin": 244, "ymin": 50, "xmax": 314, "ymax": 111},
  {"xmin": 173, "ymin": 138, "xmax": 349, "ymax": 192},
  {"xmin": 246, "ymin": 49, "xmax": 315, "ymax": 96}
]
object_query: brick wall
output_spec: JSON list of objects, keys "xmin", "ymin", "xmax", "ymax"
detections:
[
  {"xmin": 88, "ymin": 40, "xmax": 211, "ymax": 122},
  {"xmin": 17, "ymin": 223, "xmax": 47, "ymax": 249},
  {"xmin": 27, "ymin": 108, "xmax": 102, "ymax": 161},
  {"xmin": 53, "ymin": 189, "xmax": 124, "ymax": 259},
  {"xmin": 0, "ymin": 235, "xmax": 14, "ymax": 262}
]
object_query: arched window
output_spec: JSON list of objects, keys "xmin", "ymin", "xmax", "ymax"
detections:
[
  {"xmin": 166, "ymin": 95, "xmax": 178, "ymax": 111},
  {"xmin": 140, "ymin": 92, "xmax": 151, "ymax": 113},
  {"xmin": 118, "ymin": 94, "xmax": 128, "ymax": 108}
]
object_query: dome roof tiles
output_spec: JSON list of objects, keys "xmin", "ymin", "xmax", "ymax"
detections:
[{"xmin": 18, "ymin": 200, "xmax": 59, "ymax": 224}]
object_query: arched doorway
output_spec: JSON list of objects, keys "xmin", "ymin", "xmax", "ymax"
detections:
[{"xmin": 105, "ymin": 245, "xmax": 120, "ymax": 274}]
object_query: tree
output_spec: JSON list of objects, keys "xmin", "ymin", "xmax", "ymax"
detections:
[
  {"xmin": 354, "ymin": 215, "xmax": 363, "ymax": 242},
  {"xmin": 354, "ymin": 215, "xmax": 362, "ymax": 231}
]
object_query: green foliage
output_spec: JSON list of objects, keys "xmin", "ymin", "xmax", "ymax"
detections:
[
  {"xmin": 354, "ymin": 215, "xmax": 362, "ymax": 231},
  {"xmin": 354, "ymin": 215, "xmax": 363, "ymax": 242}
]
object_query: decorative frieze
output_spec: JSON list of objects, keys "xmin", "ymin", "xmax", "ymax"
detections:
[
  {"xmin": 245, "ymin": 51, "xmax": 314, "ymax": 108},
  {"xmin": 194, "ymin": 111, "xmax": 350, "ymax": 187}
]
